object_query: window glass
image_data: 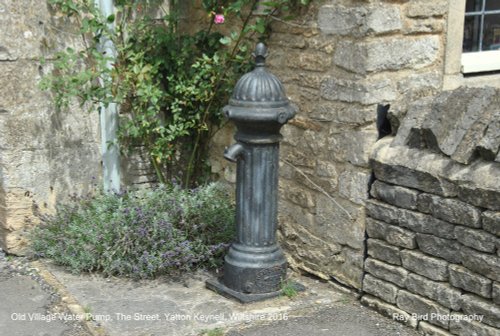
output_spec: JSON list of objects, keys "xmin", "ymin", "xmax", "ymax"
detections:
[
  {"xmin": 484, "ymin": 14, "xmax": 500, "ymax": 49},
  {"xmin": 464, "ymin": 15, "xmax": 482, "ymax": 51},
  {"xmin": 464, "ymin": 0, "xmax": 500, "ymax": 51},
  {"xmin": 485, "ymin": 0, "xmax": 500, "ymax": 11},
  {"xmin": 466, "ymin": 0, "xmax": 483, "ymax": 12}
]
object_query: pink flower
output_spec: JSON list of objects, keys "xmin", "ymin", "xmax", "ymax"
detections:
[{"xmin": 214, "ymin": 14, "xmax": 225, "ymax": 24}]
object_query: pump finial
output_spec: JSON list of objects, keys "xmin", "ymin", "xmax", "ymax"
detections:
[{"xmin": 252, "ymin": 43, "xmax": 268, "ymax": 67}]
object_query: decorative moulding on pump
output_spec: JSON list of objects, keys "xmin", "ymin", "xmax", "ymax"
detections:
[
  {"xmin": 229, "ymin": 43, "xmax": 288, "ymax": 107},
  {"xmin": 222, "ymin": 43, "xmax": 297, "ymax": 144}
]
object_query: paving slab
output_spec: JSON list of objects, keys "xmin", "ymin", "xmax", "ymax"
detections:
[
  {"xmin": 226, "ymin": 303, "xmax": 419, "ymax": 336},
  {"xmin": 1, "ymin": 246, "xmax": 422, "ymax": 336},
  {"xmin": 43, "ymin": 263, "xmax": 341, "ymax": 336},
  {"xmin": 0, "ymin": 249, "xmax": 90, "ymax": 336},
  {"xmin": 0, "ymin": 275, "xmax": 72, "ymax": 336},
  {"xmin": 40, "ymin": 261, "xmax": 421, "ymax": 336}
]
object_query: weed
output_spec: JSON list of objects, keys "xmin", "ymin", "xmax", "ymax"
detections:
[
  {"xmin": 83, "ymin": 305, "xmax": 93, "ymax": 321},
  {"xmin": 200, "ymin": 328, "xmax": 224, "ymax": 336},
  {"xmin": 339, "ymin": 294, "xmax": 354, "ymax": 304},
  {"xmin": 281, "ymin": 279, "xmax": 299, "ymax": 299}
]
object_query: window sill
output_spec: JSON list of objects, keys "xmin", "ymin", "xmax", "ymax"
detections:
[
  {"xmin": 443, "ymin": 72, "xmax": 500, "ymax": 90},
  {"xmin": 461, "ymin": 50, "xmax": 500, "ymax": 74}
]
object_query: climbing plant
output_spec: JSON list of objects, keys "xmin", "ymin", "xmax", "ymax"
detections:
[{"xmin": 41, "ymin": 0, "xmax": 310, "ymax": 187}]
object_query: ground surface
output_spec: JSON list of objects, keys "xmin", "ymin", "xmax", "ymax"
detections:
[
  {"xmin": 0, "ymin": 250, "xmax": 422, "ymax": 336},
  {"xmin": 226, "ymin": 303, "xmax": 417, "ymax": 336},
  {"xmin": 0, "ymin": 248, "xmax": 91, "ymax": 336}
]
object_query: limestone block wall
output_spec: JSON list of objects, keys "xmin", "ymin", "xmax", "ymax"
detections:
[
  {"xmin": 121, "ymin": 146, "xmax": 158, "ymax": 187},
  {"xmin": 361, "ymin": 86, "xmax": 500, "ymax": 335},
  {"xmin": 221, "ymin": 0, "xmax": 445, "ymax": 288},
  {"xmin": 0, "ymin": 1, "xmax": 101, "ymax": 254}
]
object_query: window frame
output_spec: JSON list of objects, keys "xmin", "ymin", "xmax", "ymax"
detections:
[
  {"xmin": 461, "ymin": 0, "xmax": 500, "ymax": 73},
  {"xmin": 443, "ymin": 0, "xmax": 500, "ymax": 88}
]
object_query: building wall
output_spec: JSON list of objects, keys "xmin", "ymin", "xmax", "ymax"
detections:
[
  {"xmin": 0, "ymin": 1, "xmax": 101, "ymax": 254},
  {"xmin": 243, "ymin": 0, "xmax": 446, "ymax": 288},
  {"xmin": 363, "ymin": 87, "xmax": 500, "ymax": 335}
]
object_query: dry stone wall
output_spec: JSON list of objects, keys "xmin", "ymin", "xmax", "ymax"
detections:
[
  {"xmin": 362, "ymin": 87, "xmax": 500, "ymax": 335},
  {"xmin": 0, "ymin": 1, "xmax": 101, "ymax": 254}
]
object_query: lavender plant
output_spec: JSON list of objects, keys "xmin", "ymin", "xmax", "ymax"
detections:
[{"xmin": 30, "ymin": 182, "xmax": 235, "ymax": 278}]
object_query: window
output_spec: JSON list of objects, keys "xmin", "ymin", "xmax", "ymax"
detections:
[{"xmin": 462, "ymin": 0, "xmax": 500, "ymax": 73}]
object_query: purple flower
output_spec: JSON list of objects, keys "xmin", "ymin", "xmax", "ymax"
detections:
[{"xmin": 138, "ymin": 226, "xmax": 148, "ymax": 237}]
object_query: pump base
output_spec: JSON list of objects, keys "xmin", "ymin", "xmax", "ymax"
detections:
[{"xmin": 205, "ymin": 277, "xmax": 305, "ymax": 304}]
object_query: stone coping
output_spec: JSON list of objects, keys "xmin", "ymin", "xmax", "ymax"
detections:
[{"xmin": 371, "ymin": 137, "xmax": 500, "ymax": 211}]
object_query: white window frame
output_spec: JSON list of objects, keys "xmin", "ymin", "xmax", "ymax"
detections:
[
  {"xmin": 462, "ymin": 50, "xmax": 500, "ymax": 73},
  {"xmin": 443, "ymin": 0, "xmax": 500, "ymax": 89},
  {"xmin": 461, "ymin": 0, "xmax": 500, "ymax": 73}
]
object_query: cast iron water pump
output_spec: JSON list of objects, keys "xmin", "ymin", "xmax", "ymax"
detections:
[{"xmin": 206, "ymin": 43, "xmax": 297, "ymax": 302}]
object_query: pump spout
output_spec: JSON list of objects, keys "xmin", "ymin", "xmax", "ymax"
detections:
[{"xmin": 224, "ymin": 143, "xmax": 245, "ymax": 162}]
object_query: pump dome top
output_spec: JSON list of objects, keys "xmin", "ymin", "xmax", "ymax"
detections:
[{"xmin": 229, "ymin": 43, "xmax": 290, "ymax": 108}]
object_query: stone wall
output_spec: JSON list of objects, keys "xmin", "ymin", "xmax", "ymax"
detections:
[
  {"xmin": 361, "ymin": 87, "xmax": 500, "ymax": 335},
  {"xmin": 0, "ymin": 1, "xmax": 101, "ymax": 254},
  {"xmin": 3, "ymin": 4, "xmax": 498, "ymax": 321},
  {"xmin": 253, "ymin": 0, "xmax": 445, "ymax": 288}
]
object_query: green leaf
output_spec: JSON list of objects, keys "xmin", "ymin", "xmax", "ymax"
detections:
[
  {"xmin": 255, "ymin": 19, "xmax": 266, "ymax": 34},
  {"xmin": 219, "ymin": 36, "xmax": 231, "ymax": 45},
  {"xmin": 260, "ymin": 1, "xmax": 278, "ymax": 6},
  {"xmin": 106, "ymin": 14, "xmax": 115, "ymax": 23}
]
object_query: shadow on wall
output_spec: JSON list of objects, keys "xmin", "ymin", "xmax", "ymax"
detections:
[{"xmin": 376, "ymin": 104, "xmax": 392, "ymax": 140}]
